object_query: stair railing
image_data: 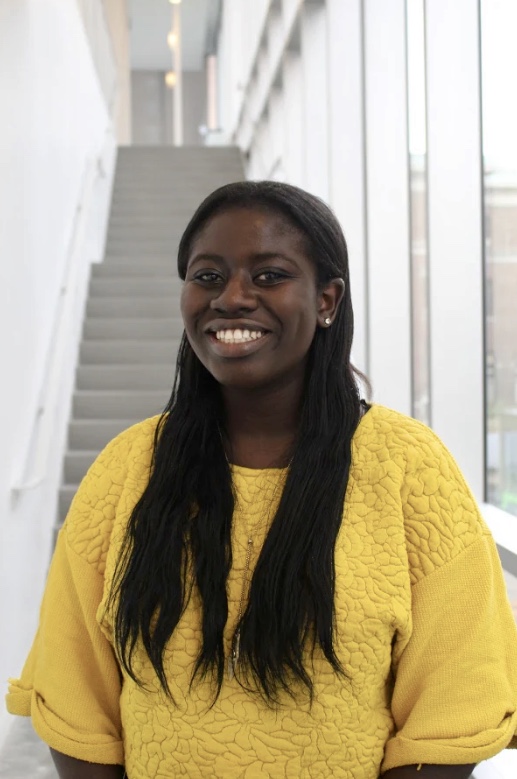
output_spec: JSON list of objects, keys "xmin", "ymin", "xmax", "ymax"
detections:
[{"xmin": 10, "ymin": 155, "xmax": 101, "ymax": 500}]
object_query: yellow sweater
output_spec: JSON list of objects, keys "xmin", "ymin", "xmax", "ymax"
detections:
[{"xmin": 6, "ymin": 405, "xmax": 517, "ymax": 777}]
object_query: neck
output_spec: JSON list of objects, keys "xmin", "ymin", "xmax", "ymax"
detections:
[{"xmin": 221, "ymin": 377, "xmax": 304, "ymax": 468}]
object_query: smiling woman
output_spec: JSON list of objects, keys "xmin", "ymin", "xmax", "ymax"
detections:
[{"xmin": 5, "ymin": 182, "xmax": 517, "ymax": 779}]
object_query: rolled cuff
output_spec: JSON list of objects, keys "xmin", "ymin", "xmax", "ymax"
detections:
[
  {"xmin": 5, "ymin": 679, "xmax": 31, "ymax": 716},
  {"xmin": 7, "ymin": 684, "xmax": 124, "ymax": 765},
  {"xmin": 382, "ymin": 711, "xmax": 517, "ymax": 773}
]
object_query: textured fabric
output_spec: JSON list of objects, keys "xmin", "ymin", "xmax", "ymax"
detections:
[{"xmin": 6, "ymin": 404, "xmax": 517, "ymax": 778}]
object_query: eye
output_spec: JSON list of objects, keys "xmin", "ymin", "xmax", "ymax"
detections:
[
  {"xmin": 255, "ymin": 270, "xmax": 289, "ymax": 284},
  {"xmin": 193, "ymin": 271, "xmax": 223, "ymax": 284}
]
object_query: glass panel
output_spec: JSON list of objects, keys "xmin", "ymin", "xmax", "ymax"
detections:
[
  {"xmin": 481, "ymin": 0, "xmax": 517, "ymax": 515},
  {"xmin": 406, "ymin": 0, "xmax": 430, "ymax": 425}
]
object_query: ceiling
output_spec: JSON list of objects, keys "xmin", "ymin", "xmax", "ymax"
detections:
[{"xmin": 129, "ymin": 0, "xmax": 219, "ymax": 72}]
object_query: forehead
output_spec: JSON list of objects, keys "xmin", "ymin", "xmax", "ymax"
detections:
[{"xmin": 190, "ymin": 206, "xmax": 308, "ymax": 254}]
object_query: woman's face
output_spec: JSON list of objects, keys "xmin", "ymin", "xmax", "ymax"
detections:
[{"xmin": 180, "ymin": 206, "xmax": 342, "ymax": 393}]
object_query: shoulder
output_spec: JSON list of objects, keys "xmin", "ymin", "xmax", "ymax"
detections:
[
  {"xmin": 354, "ymin": 405, "xmax": 490, "ymax": 583},
  {"xmin": 64, "ymin": 415, "xmax": 162, "ymax": 572},
  {"xmin": 353, "ymin": 404, "xmax": 446, "ymax": 469}
]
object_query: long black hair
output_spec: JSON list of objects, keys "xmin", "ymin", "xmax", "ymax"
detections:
[{"xmin": 109, "ymin": 181, "xmax": 366, "ymax": 704}]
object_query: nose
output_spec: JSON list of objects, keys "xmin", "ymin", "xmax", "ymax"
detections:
[{"xmin": 210, "ymin": 272, "xmax": 257, "ymax": 314}]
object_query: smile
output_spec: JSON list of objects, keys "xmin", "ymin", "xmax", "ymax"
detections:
[
  {"xmin": 215, "ymin": 328, "xmax": 265, "ymax": 344},
  {"xmin": 206, "ymin": 329, "xmax": 271, "ymax": 357}
]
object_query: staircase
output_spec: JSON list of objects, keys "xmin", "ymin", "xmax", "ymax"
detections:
[{"xmin": 57, "ymin": 146, "xmax": 244, "ymax": 526}]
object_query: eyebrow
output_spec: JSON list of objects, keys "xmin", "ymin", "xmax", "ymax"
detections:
[{"xmin": 188, "ymin": 252, "xmax": 301, "ymax": 268}]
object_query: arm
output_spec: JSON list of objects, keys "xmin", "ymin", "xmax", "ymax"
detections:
[
  {"xmin": 383, "ymin": 766, "xmax": 475, "ymax": 778},
  {"xmin": 50, "ymin": 749, "xmax": 125, "ymax": 779}
]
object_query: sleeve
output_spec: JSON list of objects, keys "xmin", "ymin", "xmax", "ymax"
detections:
[
  {"xmin": 382, "ymin": 531, "xmax": 517, "ymax": 773},
  {"xmin": 5, "ymin": 525, "xmax": 124, "ymax": 765}
]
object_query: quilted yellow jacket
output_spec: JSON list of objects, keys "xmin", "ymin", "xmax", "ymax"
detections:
[{"xmin": 6, "ymin": 404, "xmax": 517, "ymax": 778}]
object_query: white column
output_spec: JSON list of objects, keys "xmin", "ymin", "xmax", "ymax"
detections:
[
  {"xmin": 363, "ymin": 0, "xmax": 412, "ymax": 413},
  {"xmin": 206, "ymin": 54, "xmax": 218, "ymax": 131},
  {"xmin": 425, "ymin": 0, "xmax": 484, "ymax": 497},
  {"xmin": 301, "ymin": 0, "xmax": 329, "ymax": 201},
  {"xmin": 282, "ymin": 49, "xmax": 304, "ymax": 188},
  {"xmin": 327, "ymin": 0, "xmax": 368, "ymax": 374},
  {"xmin": 172, "ymin": 3, "xmax": 183, "ymax": 146}
]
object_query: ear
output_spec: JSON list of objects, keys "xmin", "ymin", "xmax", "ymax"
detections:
[{"xmin": 317, "ymin": 278, "xmax": 345, "ymax": 328}]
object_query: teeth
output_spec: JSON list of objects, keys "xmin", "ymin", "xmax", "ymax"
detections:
[{"xmin": 214, "ymin": 329, "xmax": 265, "ymax": 344}]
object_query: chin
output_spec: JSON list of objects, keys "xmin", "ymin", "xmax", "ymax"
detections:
[{"xmin": 212, "ymin": 373, "xmax": 269, "ymax": 392}]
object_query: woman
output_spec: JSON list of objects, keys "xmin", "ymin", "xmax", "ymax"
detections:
[{"xmin": 6, "ymin": 181, "xmax": 517, "ymax": 778}]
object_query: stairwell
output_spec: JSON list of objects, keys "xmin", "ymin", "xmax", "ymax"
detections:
[{"xmin": 57, "ymin": 146, "xmax": 244, "ymax": 527}]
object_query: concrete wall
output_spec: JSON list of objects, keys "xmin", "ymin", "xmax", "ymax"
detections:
[
  {"xmin": 131, "ymin": 69, "xmax": 207, "ymax": 146},
  {"xmin": 0, "ymin": 0, "xmax": 116, "ymax": 744}
]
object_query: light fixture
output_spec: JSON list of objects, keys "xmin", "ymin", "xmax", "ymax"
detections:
[
  {"xmin": 165, "ymin": 71, "xmax": 177, "ymax": 89},
  {"xmin": 167, "ymin": 31, "xmax": 178, "ymax": 49},
  {"xmin": 168, "ymin": 0, "xmax": 182, "ymax": 5}
]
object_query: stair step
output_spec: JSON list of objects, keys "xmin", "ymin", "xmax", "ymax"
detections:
[
  {"xmin": 91, "ymin": 263, "xmax": 178, "ymax": 278},
  {"xmin": 59, "ymin": 484, "xmax": 79, "ymax": 523},
  {"xmin": 84, "ymin": 317, "xmax": 184, "ymax": 339},
  {"xmin": 101, "ymin": 258, "xmax": 176, "ymax": 270},
  {"xmin": 112, "ymin": 169, "xmax": 243, "ymax": 180},
  {"xmin": 69, "ymin": 419, "xmax": 141, "ymax": 450},
  {"xmin": 89, "ymin": 278, "xmax": 183, "ymax": 297},
  {"xmin": 103, "ymin": 245, "xmax": 180, "ymax": 258},
  {"xmin": 105, "ymin": 238, "xmax": 180, "ymax": 250},
  {"xmin": 76, "ymin": 364, "xmax": 174, "ymax": 390},
  {"xmin": 106, "ymin": 221, "xmax": 187, "ymax": 232},
  {"xmin": 80, "ymin": 339, "xmax": 181, "ymax": 364},
  {"xmin": 106, "ymin": 227, "xmax": 185, "ymax": 239},
  {"xmin": 113, "ymin": 166, "xmax": 243, "ymax": 176},
  {"xmin": 98, "ymin": 256, "xmax": 178, "ymax": 265},
  {"xmin": 73, "ymin": 390, "xmax": 168, "ymax": 419},
  {"xmin": 86, "ymin": 297, "xmax": 182, "ymax": 318},
  {"xmin": 64, "ymin": 451, "xmax": 99, "ymax": 483}
]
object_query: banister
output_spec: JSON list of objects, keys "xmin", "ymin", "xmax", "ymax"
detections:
[{"xmin": 10, "ymin": 155, "xmax": 100, "ymax": 500}]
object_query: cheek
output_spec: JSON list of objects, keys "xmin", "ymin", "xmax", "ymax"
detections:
[
  {"xmin": 282, "ymin": 294, "xmax": 319, "ymax": 338},
  {"xmin": 180, "ymin": 288, "xmax": 198, "ymax": 332}
]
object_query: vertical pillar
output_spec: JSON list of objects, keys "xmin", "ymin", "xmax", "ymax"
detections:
[
  {"xmin": 206, "ymin": 54, "xmax": 218, "ymax": 131},
  {"xmin": 282, "ymin": 48, "xmax": 304, "ymax": 187},
  {"xmin": 172, "ymin": 3, "xmax": 183, "ymax": 146},
  {"xmin": 327, "ymin": 0, "xmax": 368, "ymax": 374},
  {"xmin": 364, "ymin": 0, "xmax": 412, "ymax": 413},
  {"xmin": 301, "ymin": 0, "xmax": 329, "ymax": 201},
  {"xmin": 425, "ymin": 0, "xmax": 484, "ymax": 496}
]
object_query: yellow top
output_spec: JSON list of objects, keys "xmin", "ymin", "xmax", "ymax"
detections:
[{"xmin": 6, "ymin": 405, "xmax": 517, "ymax": 778}]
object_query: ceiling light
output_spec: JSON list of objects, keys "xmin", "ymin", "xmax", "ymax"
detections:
[
  {"xmin": 167, "ymin": 31, "xmax": 178, "ymax": 49},
  {"xmin": 168, "ymin": 0, "xmax": 182, "ymax": 5},
  {"xmin": 165, "ymin": 71, "xmax": 177, "ymax": 88}
]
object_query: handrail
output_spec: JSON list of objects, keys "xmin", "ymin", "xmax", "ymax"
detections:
[{"xmin": 10, "ymin": 156, "xmax": 100, "ymax": 499}]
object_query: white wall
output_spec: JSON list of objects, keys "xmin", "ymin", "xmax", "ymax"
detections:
[
  {"xmin": 0, "ymin": 0, "xmax": 116, "ymax": 745},
  {"xmin": 102, "ymin": 0, "xmax": 132, "ymax": 144}
]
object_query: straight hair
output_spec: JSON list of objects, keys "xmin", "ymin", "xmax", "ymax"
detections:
[{"xmin": 109, "ymin": 181, "xmax": 367, "ymax": 704}]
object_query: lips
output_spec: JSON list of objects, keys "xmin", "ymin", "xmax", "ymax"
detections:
[{"xmin": 202, "ymin": 320, "xmax": 273, "ymax": 358}]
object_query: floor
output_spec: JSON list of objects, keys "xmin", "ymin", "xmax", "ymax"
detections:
[{"xmin": 2, "ymin": 568, "xmax": 517, "ymax": 779}]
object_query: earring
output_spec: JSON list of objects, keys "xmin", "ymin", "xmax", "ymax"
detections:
[{"xmin": 324, "ymin": 317, "xmax": 332, "ymax": 326}]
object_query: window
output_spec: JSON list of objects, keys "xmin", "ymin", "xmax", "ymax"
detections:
[
  {"xmin": 482, "ymin": 0, "xmax": 517, "ymax": 515},
  {"xmin": 406, "ymin": 0, "xmax": 430, "ymax": 425}
]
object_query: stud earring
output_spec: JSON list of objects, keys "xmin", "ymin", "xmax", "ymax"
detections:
[{"xmin": 324, "ymin": 317, "xmax": 332, "ymax": 326}]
